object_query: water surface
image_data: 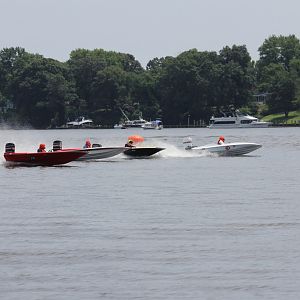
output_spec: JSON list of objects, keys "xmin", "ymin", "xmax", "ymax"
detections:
[{"xmin": 0, "ymin": 127, "xmax": 299, "ymax": 299}]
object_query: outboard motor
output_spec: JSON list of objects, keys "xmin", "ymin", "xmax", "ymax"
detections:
[
  {"xmin": 5, "ymin": 143, "xmax": 15, "ymax": 153},
  {"xmin": 92, "ymin": 143, "xmax": 102, "ymax": 148},
  {"xmin": 53, "ymin": 140, "xmax": 62, "ymax": 151}
]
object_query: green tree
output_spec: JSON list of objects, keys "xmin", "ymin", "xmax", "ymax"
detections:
[
  {"xmin": 10, "ymin": 54, "xmax": 77, "ymax": 128},
  {"xmin": 218, "ymin": 45, "xmax": 255, "ymax": 109},
  {"xmin": 289, "ymin": 58, "xmax": 300, "ymax": 110},
  {"xmin": 68, "ymin": 49, "xmax": 145, "ymax": 124},
  {"xmin": 256, "ymin": 35, "xmax": 300, "ymax": 116},
  {"xmin": 260, "ymin": 64, "xmax": 295, "ymax": 117},
  {"xmin": 257, "ymin": 35, "xmax": 300, "ymax": 72},
  {"xmin": 154, "ymin": 46, "xmax": 254, "ymax": 124}
]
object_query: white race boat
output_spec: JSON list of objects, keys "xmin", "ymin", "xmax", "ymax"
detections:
[
  {"xmin": 208, "ymin": 110, "xmax": 271, "ymax": 128},
  {"xmin": 52, "ymin": 141, "xmax": 125, "ymax": 160},
  {"xmin": 76, "ymin": 146, "xmax": 125, "ymax": 160},
  {"xmin": 184, "ymin": 138, "xmax": 262, "ymax": 156}
]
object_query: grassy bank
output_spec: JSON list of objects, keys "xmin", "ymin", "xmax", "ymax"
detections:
[{"xmin": 262, "ymin": 110, "xmax": 300, "ymax": 125}]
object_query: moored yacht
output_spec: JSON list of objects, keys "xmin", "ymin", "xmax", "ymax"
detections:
[
  {"xmin": 66, "ymin": 116, "xmax": 94, "ymax": 128},
  {"xmin": 124, "ymin": 117, "xmax": 148, "ymax": 128},
  {"xmin": 208, "ymin": 110, "xmax": 271, "ymax": 128},
  {"xmin": 142, "ymin": 119, "xmax": 163, "ymax": 130},
  {"xmin": 114, "ymin": 108, "xmax": 148, "ymax": 128}
]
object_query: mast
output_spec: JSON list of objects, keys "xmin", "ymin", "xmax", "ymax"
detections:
[{"xmin": 119, "ymin": 108, "xmax": 131, "ymax": 122}]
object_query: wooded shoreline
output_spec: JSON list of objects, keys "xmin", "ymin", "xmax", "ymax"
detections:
[{"xmin": 1, "ymin": 34, "xmax": 300, "ymax": 129}]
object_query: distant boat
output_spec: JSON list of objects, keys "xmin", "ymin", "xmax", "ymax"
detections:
[
  {"xmin": 208, "ymin": 110, "xmax": 271, "ymax": 128},
  {"xmin": 66, "ymin": 116, "xmax": 94, "ymax": 128},
  {"xmin": 114, "ymin": 108, "xmax": 148, "ymax": 128},
  {"xmin": 123, "ymin": 117, "xmax": 148, "ymax": 128},
  {"xmin": 142, "ymin": 119, "xmax": 163, "ymax": 130},
  {"xmin": 113, "ymin": 124, "xmax": 126, "ymax": 129}
]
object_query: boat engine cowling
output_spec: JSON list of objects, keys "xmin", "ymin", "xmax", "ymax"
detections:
[
  {"xmin": 53, "ymin": 140, "xmax": 62, "ymax": 151},
  {"xmin": 92, "ymin": 143, "xmax": 102, "ymax": 148},
  {"xmin": 5, "ymin": 143, "xmax": 15, "ymax": 153}
]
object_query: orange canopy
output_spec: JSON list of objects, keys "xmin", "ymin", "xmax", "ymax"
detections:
[{"xmin": 128, "ymin": 135, "xmax": 144, "ymax": 143}]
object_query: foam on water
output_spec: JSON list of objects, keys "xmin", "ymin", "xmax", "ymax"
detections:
[{"xmin": 145, "ymin": 139, "xmax": 208, "ymax": 158}]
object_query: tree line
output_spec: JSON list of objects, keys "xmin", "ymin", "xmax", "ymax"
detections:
[{"xmin": 0, "ymin": 34, "xmax": 300, "ymax": 128}]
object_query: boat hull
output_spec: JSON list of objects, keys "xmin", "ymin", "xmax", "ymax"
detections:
[
  {"xmin": 4, "ymin": 150, "xmax": 85, "ymax": 166},
  {"xmin": 124, "ymin": 147, "xmax": 165, "ymax": 157},
  {"xmin": 208, "ymin": 122, "xmax": 270, "ymax": 129},
  {"xmin": 142, "ymin": 125, "xmax": 163, "ymax": 130},
  {"xmin": 208, "ymin": 110, "xmax": 272, "ymax": 128},
  {"xmin": 76, "ymin": 147, "xmax": 125, "ymax": 160},
  {"xmin": 189, "ymin": 142, "xmax": 262, "ymax": 156},
  {"xmin": 62, "ymin": 147, "xmax": 125, "ymax": 160},
  {"xmin": 114, "ymin": 124, "xmax": 126, "ymax": 129}
]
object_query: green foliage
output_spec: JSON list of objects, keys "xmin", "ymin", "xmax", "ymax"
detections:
[
  {"xmin": 257, "ymin": 35, "xmax": 300, "ymax": 72},
  {"xmin": 0, "ymin": 48, "xmax": 78, "ymax": 128},
  {"xmin": 256, "ymin": 35, "xmax": 300, "ymax": 117},
  {"xmin": 67, "ymin": 49, "xmax": 145, "ymax": 124},
  {"xmin": 1, "ymin": 35, "xmax": 300, "ymax": 128},
  {"xmin": 262, "ymin": 110, "xmax": 300, "ymax": 124},
  {"xmin": 153, "ymin": 46, "xmax": 255, "ymax": 124}
]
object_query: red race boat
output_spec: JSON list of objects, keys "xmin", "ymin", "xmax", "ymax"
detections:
[{"xmin": 4, "ymin": 143, "xmax": 86, "ymax": 166}]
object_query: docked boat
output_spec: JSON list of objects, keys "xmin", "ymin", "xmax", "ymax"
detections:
[
  {"xmin": 208, "ymin": 110, "xmax": 271, "ymax": 128},
  {"xmin": 66, "ymin": 116, "xmax": 94, "ymax": 128},
  {"xmin": 52, "ymin": 141, "xmax": 125, "ymax": 161},
  {"xmin": 114, "ymin": 108, "xmax": 148, "ymax": 128},
  {"xmin": 142, "ymin": 119, "xmax": 163, "ymax": 130},
  {"xmin": 113, "ymin": 124, "xmax": 126, "ymax": 129},
  {"xmin": 4, "ymin": 143, "xmax": 86, "ymax": 166},
  {"xmin": 121, "ymin": 116, "xmax": 147, "ymax": 128},
  {"xmin": 124, "ymin": 147, "xmax": 165, "ymax": 157},
  {"xmin": 184, "ymin": 138, "xmax": 262, "ymax": 156}
]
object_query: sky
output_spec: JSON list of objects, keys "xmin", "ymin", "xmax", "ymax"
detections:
[{"xmin": 1, "ymin": 0, "xmax": 300, "ymax": 67}]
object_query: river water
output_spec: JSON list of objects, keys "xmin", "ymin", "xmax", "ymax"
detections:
[{"xmin": 0, "ymin": 127, "xmax": 299, "ymax": 300}]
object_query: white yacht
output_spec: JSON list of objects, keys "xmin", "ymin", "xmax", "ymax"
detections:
[
  {"xmin": 142, "ymin": 120, "xmax": 163, "ymax": 130},
  {"xmin": 115, "ymin": 108, "xmax": 148, "ymax": 128},
  {"xmin": 66, "ymin": 116, "xmax": 94, "ymax": 127},
  {"xmin": 113, "ymin": 123, "xmax": 126, "ymax": 129},
  {"xmin": 124, "ymin": 117, "xmax": 148, "ymax": 128},
  {"xmin": 208, "ymin": 110, "xmax": 271, "ymax": 128}
]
